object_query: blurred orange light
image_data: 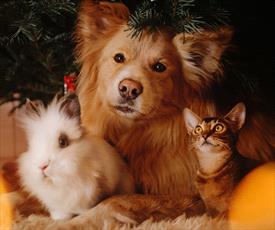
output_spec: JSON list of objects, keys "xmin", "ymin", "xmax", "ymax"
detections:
[
  {"xmin": 0, "ymin": 174, "xmax": 13, "ymax": 230},
  {"xmin": 229, "ymin": 161, "xmax": 275, "ymax": 230}
]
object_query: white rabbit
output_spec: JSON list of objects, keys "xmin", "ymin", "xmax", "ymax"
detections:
[{"xmin": 18, "ymin": 94, "xmax": 135, "ymax": 220}]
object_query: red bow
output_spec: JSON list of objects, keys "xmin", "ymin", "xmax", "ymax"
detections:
[{"xmin": 64, "ymin": 74, "xmax": 76, "ymax": 94}]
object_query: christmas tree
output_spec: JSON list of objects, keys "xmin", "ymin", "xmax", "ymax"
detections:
[
  {"xmin": 0, "ymin": 0, "xmax": 229, "ymax": 112},
  {"xmin": 0, "ymin": 0, "xmax": 79, "ymax": 112},
  {"xmin": 0, "ymin": 0, "xmax": 273, "ymax": 112},
  {"xmin": 127, "ymin": 0, "xmax": 229, "ymax": 38}
]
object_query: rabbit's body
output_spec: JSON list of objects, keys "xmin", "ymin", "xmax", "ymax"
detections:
[{"xmin": 18, "ymin": 95, "xmax": 134, "ymax": 220}]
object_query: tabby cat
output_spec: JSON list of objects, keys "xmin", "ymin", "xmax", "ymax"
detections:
[{"xmin": 183, "ymin": 103, "xmax": 259, "ymax": 217}]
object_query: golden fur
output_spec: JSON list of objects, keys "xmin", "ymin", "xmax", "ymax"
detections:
[
  {"xmin": 3, "ymin": 0, "xmax": 274, "ymax": 228},
  {"xmin": 68, "ymin": 0, "xmax": 275, "ymax": 225}
]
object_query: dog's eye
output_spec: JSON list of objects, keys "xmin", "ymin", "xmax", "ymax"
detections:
[
  {"xmin": 152, "ymin": 62, "xmax": 166, "ymax": 73},
  {"xmin": 58, "ymin": 134, "xmax": 69, "ymax": 148},
  {"xmin": 114, "ymin": 53, "xmax": 125, "ymax": 63}
]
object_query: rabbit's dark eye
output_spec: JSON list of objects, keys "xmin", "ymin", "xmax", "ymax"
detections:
[{"xmin": 58, "ymin": 134, "xmax": 69, "ymax": 148}]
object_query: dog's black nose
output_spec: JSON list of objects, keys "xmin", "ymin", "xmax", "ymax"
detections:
[{"xmin": 118, "ymin": 79, "xmax": 143, "ymax": 100}]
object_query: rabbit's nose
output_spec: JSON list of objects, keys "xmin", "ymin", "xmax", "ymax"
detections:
[{"xmin": 39, "ymin": 164, "xmax": 48, "ymax": 171}]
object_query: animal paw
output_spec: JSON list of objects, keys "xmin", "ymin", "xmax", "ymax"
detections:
[
  {"xmin": 45, "ymin": 199, "xmax": 137, "ymax": 230},
  {"xmin": 50, "ymin": 210, "xmax": 73, "ymax": 220}
]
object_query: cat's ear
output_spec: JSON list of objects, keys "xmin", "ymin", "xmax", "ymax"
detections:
[
  {"xmin": 183, "ymin": 108, "xmax": 202, "ymax": 134},
  {"xmin": 75, "ymin": 0, "xmax": 129, "ymax": 53},
  {"xmin": 224, "ymin": 102, "xmax": 246, "ymax": 130},
  {"xmin": 173, "ymin": 27, "xmax": 233, "ymax": 91},
  {"xmin": 59, "ymin": 93, "xmax": 81, "ymax": 121}
]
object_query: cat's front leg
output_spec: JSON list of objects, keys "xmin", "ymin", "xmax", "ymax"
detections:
[
  {"xmin": 195, "ymin": 174, "xmax": 229, "ymax": 217},
  {"xmin": 195, "ymin": 162, "xmax": 238, "ymax": 217}
]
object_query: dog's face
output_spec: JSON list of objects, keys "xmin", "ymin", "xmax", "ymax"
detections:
[
  {"xmin": 76, "ymin": 1, "xmax": 232, "ymax": 122},
  {"xmin": 96, "ymin": 26, "xmax": 183, "ymax": 119}
]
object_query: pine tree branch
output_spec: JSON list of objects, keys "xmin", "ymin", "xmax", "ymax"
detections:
[
  {"xmin": 127, "ymin": 0, "xmax": 230, "ymax": 38},
  {"xmin": 0, "ymin": 0, "xmax": 78, "ymax": 111}
]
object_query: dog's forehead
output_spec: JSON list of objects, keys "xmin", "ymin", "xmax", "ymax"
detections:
[{"xmin": 107, "ymin": 26, "xmax": 175, "ymax": 55}]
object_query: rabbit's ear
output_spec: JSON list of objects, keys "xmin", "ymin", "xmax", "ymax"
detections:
[
  {"xmin": 25, "ymin": 99, "xmax": 43, "ymax": 117},
  {"xmin": 59, "ymin": 93, "xmax": 81, "ymax": 120}
]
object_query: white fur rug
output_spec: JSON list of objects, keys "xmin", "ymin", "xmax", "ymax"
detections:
[{"xmin": 12, "ymin": 212, "xmax": 228, "ymax": 230}]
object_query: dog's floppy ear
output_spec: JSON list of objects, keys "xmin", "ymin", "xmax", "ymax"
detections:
[
  {"xmin": 76, "ymin": 0, "xmax": 129, "ymax": 47},
  {"xmin": 173, "ymin": 27, "xmax": 233, "ymax": 91}
]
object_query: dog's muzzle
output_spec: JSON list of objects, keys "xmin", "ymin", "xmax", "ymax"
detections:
[{"xmin": 118, "ymin": 79, "xmax": 143, "ymax": 100}]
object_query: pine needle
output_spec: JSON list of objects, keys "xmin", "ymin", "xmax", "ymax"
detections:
[{"xmin": 127, "ymin": 0, "xmax": 230, "ymax": 38}]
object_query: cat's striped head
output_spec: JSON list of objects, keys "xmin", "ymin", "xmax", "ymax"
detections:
[{"xmin": 183, "ymin": 103, "xmax": 246, "ymax": 151}]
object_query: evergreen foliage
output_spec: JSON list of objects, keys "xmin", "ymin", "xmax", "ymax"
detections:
[
  {"xmin": 0, "ymin": 0, "xmax": 79, "ymax": 112},
  {"xmin": 0, "ymin": 0, "xmax": 257, "ymax": 113},
  {"xmin": 128, "ymin": 0, "xmax": 230, "ymax": 38}
]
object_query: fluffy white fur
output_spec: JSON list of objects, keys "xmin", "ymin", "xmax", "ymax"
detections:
[{"xmin": 18, "ymin": 95, "xmax": 134, "ymax": 220}]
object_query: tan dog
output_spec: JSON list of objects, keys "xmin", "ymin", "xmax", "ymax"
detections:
[
  {"xmin": 5, "ymin": 0, "xmax": 272, "ymax": 228},
  {"xmin": 59, "ymin": 0, "xmax": 275, "ymax": 226}
]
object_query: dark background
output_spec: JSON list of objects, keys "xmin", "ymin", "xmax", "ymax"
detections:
[
  {"xmin": 123, "ymin": 0, "xmax": 275, "ymax": 106},
  {"xmin": 226, "ymin": 0, "xmax": 274, "ymax": 104}
]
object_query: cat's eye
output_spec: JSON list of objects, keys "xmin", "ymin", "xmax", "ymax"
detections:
[
  {"xmin": 194, "ymin": 126, "xmax": 203, "ymax": 135},
  {"xmin": 214, "ymin": 124, "xmax": 224, "ymax": 133},
  {"xmin": 58, "ymin": 134, "xmax": 69, "ymax": 148},
  {"xmin": 152, "ymin": 62, "xmax": 166, "ymax": 73},
  {"xmin": 114, "ymin": 53, "xmax": 125, "ymax": 63}
]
